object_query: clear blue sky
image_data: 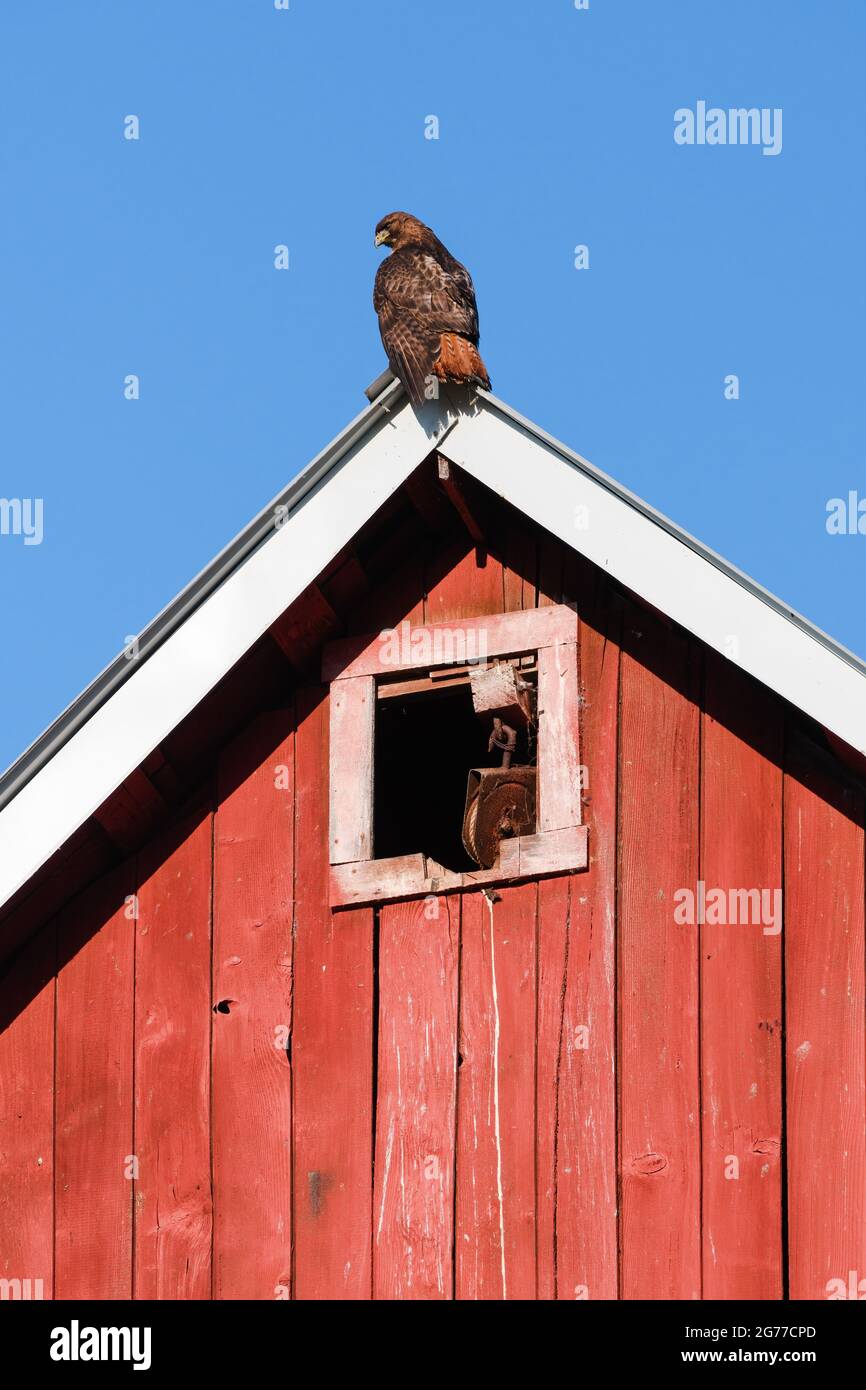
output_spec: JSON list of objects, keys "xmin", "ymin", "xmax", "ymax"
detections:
[{"xmin": 1, "ymin": 1, "xmax": 864, "ymax": 774}]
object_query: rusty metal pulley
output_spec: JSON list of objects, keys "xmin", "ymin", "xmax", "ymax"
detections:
[{"xmin": 462, "ymin": 767, "xmax": 537, "ymax": 869}]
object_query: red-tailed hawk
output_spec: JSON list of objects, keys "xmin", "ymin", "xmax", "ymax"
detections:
[{"xmin": 374, "ymin": 212, "xmax": 491, "ymax": 406}]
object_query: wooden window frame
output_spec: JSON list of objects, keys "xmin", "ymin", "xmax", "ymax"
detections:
[{"xmin": 323, "ymin": 604, "xmax": 588, "ymax": 908}]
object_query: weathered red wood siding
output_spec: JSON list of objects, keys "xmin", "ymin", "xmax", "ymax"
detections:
[
  {"xmin": 212, "ymin": 712, "xmax": 294, "ymax": 1299},
  {"xmin": 1, "ymin": 530, "xmax": 864, "ymax": 1301}
]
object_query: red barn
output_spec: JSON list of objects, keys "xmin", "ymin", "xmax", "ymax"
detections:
[{"xmin": 1, "ymin": 376, "xmax": 864, "ymax": 1301}]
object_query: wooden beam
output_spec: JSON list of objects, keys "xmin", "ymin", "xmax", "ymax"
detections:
[
  {"xmin": 318, "ymin": 548, "xmax": 370, "ymax": 614},
  {"xmin": 270, "ymin": 581, "xmax": 341, "ymax": 676},
  {"xmin": 437, "ymin": 455, "xmax": 486, "ymax": 548},
  {"xmin": 537, "ymin": 640, "xmax": 583, "ymax": 829},
  {"xmin": 329, "ymin": 676, "xmax": 375, "ymax": 864},
  {"xmin": 330, "ymin": 826, "xmax": 588, "ymax": 908},
  {"xmin": 140, "ymin": 745, "xmax": 181, "ymax": 803},
  {"xmin": 92, "ymin": 768, "xmax": 168, "ymax": 855},
  {"xmin": 323, "ymin": 604, "xmax": 575, "ymax": 682},
  {"xmin": 377, "ymin": 672, "xmax": 472, "ymax": 701}
]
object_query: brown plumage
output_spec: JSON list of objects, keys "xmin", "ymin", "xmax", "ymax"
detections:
[{"xmin": 373, "ymin": 212, "xmax": 491, "ymax": 407}]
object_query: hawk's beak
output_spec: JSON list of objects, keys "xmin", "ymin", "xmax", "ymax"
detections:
[{"xmin": 375, "ymin": 230, "xmax": 390, "ymax": 247}]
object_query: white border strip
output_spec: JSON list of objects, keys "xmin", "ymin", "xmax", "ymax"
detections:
[
  {"xmin": 0, "ymin": 398, "xmax": 451, "ymax": 909},
  {"xmin": 443, "ymin": 406, "xmax": 866, "ymax": 757}
]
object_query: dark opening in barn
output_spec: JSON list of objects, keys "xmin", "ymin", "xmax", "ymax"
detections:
[
  {"xmin": 374, "ymin": 677, "xmax": 536, "ymax": 872},
  {"xmin": 375, "ymin": 684, "xmax": 482, "ymax": 871}
]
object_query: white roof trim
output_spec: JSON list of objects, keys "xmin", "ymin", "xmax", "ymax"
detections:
[
  {"xmin": 0, "ymin": 393, "xmax": 453, "ymax": 910},
  {"xmin": 1, "ymin": 386, "xmax": 863, "ymax": 913},
  {"xmin": 446, "ymin": 397, "xmax": 866, "ymax": 759}
]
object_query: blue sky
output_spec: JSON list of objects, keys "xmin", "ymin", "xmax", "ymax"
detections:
[{"xmin": 1, "ymin": 1, "xmax": 864, "ymax": 774}]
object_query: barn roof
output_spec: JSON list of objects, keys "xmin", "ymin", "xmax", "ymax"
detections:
[{"xmin": 1, "ymin": 375, "xmax": 864, "ymax": 914}]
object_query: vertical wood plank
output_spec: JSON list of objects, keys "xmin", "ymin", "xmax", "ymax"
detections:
[
  {"xmin": 501, "ymin": 510, "xmax": 537, "ymax": 614},
  {"xmin": 553, "ymin": 558, "xmax": 620, "ymax": 1300},
  {"xmin": 701, "ymin": 655, "xmax": 783, "ymax": 1299},
  {"xmin": 534, "ymin": 874, "xmax": 569, "ymax": 1299},
  {"xmin": 329, "ymin": 676, "xmax": 375, "ymax": 864},
  {"xmin": 534, "ymin": 535, "xmax": 569, "ymax": 1300},
  {"xmin": 55, "ymin": 867, "xmax": 135, "ymax": 1299},
  {"xmin": 293, "ymin": 686, "xmax": 374, "ymax": 1299},
  {"xmin": 373, "ymin": 895, "xmax": 459, "ymax": 1299},
  {"xmin": 537, "ymin": 532, "xmax": 565, "ymax": 609},
  {"xmin": 456, "ymin": 884, "xmax": 537, "ymax": 1299},
  {"xmin": 784, "ymin": 737, "xmax": 866, "ymax": 1300},
  {"xmin": 213, "ymin": 711, "xmax": 294, "ymax": 1300},
  {"xmin": 619, "ymin": 611, "xmax": 701, "ymax": 1299},
  {"xmin": 0, "ymin": 925, "xmax": 56, "ymax": 1299},
  {"xmin": 135, "ymin": 802, "xmax": 213, "ymax": 1300},
  {"xmin": 537, "ymin": 639, "xmax": 582, "ymax": 831},
  {"xmin": 425, "ymin": 540, "xmax": 503, "ymax": 624}
]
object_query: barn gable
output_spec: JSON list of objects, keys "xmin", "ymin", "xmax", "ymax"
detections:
[
  {"xmin": 0, "ymin": 378, "xmax": 864, "ymax": 1302},
  {"xmin": 1, "ymin": 376, "xmax": 865, "ymax": 930}
]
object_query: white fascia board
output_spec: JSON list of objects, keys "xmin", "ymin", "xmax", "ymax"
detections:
[
  {"xmin": 0, "ymin": 396, "xmax": 452, "ymax": 910},
  {"xmin": 443, "ymin": 403, "xmax": 866, "ymax": 758}
]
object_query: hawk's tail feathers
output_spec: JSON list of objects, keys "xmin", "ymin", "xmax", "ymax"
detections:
[{"xmin": 433, "ymin": 333, "xmax": 491, "ymax": 392}]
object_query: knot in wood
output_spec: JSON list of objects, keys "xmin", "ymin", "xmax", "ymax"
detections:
[{"xmin": 631, "ymin": 1151, "xmax": 668, "ymax": 1176}]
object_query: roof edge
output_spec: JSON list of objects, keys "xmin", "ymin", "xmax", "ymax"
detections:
[
  {"xmin": 0, "ymin": 375, "xmax": 405, "ymax": 813},
  {"xmin": 479, "ymin": 389, "xmax": 866, "ymax": 682}
]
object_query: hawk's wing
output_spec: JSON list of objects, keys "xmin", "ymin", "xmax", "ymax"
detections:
[
  {"xmin": 374, "ymin": 248, "xmax": 481, "ymax": 404},
  {"xmin": 373, "ymin": 295, "xmax": 440, "ymax": 406}
]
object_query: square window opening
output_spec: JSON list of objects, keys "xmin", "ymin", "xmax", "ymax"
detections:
[
  {"xmin": 324, "ymin": 605, "xmax": 587, "ymax": 908},
  {"xmin": 374, "ymin": 669, "xmax": 537, "ymax": 874}
]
